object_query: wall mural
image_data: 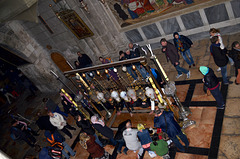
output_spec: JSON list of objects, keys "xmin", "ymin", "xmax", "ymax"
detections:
[
  {"xmin": 56, "ymin": 10, "xmax": 94, "ymax": 39},
  {"xmin": 107, "ymin": 0, "xmax": 211, "ymax": 27}
]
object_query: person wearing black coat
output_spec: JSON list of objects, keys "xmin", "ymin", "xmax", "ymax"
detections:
[
  {"xmin": 36, "ymin": 115, "xmax": 57, "ymax": 133},
  {"xmin": 114, "ymin": 119, "xmax": 130, "ymax": 154},
  {"xmin": 91, "ymin": 114, "xmax": 117, "ymax": 146},
  {"xmin": 199, "ymin": 66, "xmax": 225, "ymax": 109},
  {"xmin": 160, "ymin": 38, "xmax": 190, "ymax": 79},
  {"xmin": 75, "ymin": 115, "xmax": 103, "ymax": 147},
  {"xmin": 210, "ymin": 36, "xmax": 231, "ymax": 85},
  {"xmin": 154, "ymin": 109, "xmax": 189, "ymax": 152},
  {"xmin": 173, "ymin": 32, "xmax": 195, "ymax": 68},
  {"xmin": 229, "ymin": 41, "xmax": 240, "ymax": 84}
]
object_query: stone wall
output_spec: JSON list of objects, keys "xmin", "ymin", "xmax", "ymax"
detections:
[
  {"xmin": 123, "ymin": 0, "xmax": 240, "ymax": 50},
  {"xmin": 0, "ymin": 21, "xmax": 66, "ymax": 92}
]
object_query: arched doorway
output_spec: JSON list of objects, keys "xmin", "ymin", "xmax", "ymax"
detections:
[{"xmin": 51, "ymin": 52, "xmax": 72, "ymax": 72}]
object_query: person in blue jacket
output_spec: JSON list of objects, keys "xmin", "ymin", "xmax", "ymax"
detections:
[
  {"xmin": 173, "ymin": 32, "xmax": 195, "ymax": 68},
  {"xmin": 154, "ymin": 109, "xmax": 189, "ymax": 152}
]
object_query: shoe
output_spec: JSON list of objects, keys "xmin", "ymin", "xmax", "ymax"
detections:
[
  {"xmin": 176, "ymin": 74, "xmax": 183, "ymax": 79},
  {"xmin": 217, "ymin": 67, "xmax": 221, "ymax": 72},
  {"xmin": 189, "ymin": 65, "xmax": 191, "ymax": 68},
  {"xmin": 117, "ymin": 150, "xmax": 121, "ymax": 154},
  {"xmin": 148, "ymin": 151, "xmax": 157, "ymax": 158},
  {"xmin": 223, "ymin": 81, "xmax": 233, "ymax": 85},
  {"xmin": 186, "ymin": 71, "xmax": 191, "ymax": 79},
  {"xmin": 193, "ymin": 63, "xmax": 196, "ymax": 67},
  {"xmin": 123, "ymin": 150, "xmax": 127, "ymax": 155},
  {"xmin": 217, "ymin": 104, "xmax": 225, "ymax": 109}
]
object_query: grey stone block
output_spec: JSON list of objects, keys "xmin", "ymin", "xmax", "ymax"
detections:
[
  {"xmin": 141, "ymin": 23, "xmax": 161, "ymax": 39},
  {"xmin": 29, "ymin": 26, "xmax": 45, "ymax": 36},
  {"xmin": 188, "ymin": 31, "xmax": 210, "ymax": 42},
  {"xmin": 231, "ymin": 0, "xmax": 240, "ymax": 18},
  {"xmin": 181, "ymin": 11, "xmax": 203, "ymax": 30},
  {"xmin": 204, "ymin": 4, "xmax": 229, "ymax": 24},
  {"xmin": 150, "ymin": 42, "xmax": 161, "ymax": 50},
  {"xmin": 219, "ymin": 24, "xmax": 240, "ymax": 35},
  {"xmin": 160, "ymin": 18, "xmax": 181, "ymax": 35},
  {"xmin": 125, "ymin": 29, "xmax": 143, "ymax": 43}
]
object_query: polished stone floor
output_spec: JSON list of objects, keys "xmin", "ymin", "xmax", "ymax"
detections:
[{"xmin": 0, "ymin": 33, "xmax": 240, "ymax": 159}]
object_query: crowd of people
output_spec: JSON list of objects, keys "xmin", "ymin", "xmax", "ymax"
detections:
[{"xmin": 9, "ymin": 27, "xmax": 240, "ymax": 159}]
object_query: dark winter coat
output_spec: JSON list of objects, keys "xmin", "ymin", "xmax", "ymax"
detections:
[
  {"xmin": 114, "ymin": 120, "xmax": 129, "ymax": 140},
  {"xmin": 162, "ymin": 42, "xmax": 180, "ymax": 66},
  {"xmin": 76, "ymin": 119, "xmax": 95, "ymax": 135},
  {"xmin": 154, "ymin": 111, "xmax": 181, "ymax": 138},
  {"xmin": 173, "ymin": 32, "xmax": 193, "ymax": 52},
  {"xmin": 229, "ymin": 48, "xmax": 240, "ymax": 69},
  {"xmin": 210, "ymin": 44, "xmax": 228, "ymax": 67},
  {"xmin": 92, "ymin": 123, "xmax": 114, "ymax": 139},
  {"xmin": 203, "ymin": 68, "xmax": 219, "ymax": 89}
]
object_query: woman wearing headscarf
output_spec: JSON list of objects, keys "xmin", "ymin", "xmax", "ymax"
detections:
[
  {"xmin": 91, "ymin": 115, "xmax": 117, "ymax": 146},
  {"xmin": 79, "ymin": 133, "xmax": 110, "ymax": 158},
  {"xmin": 199, "ymin": 66, "xmax": 225, "ymax": 109}
]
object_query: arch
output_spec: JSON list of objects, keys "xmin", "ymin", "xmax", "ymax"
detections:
[{"xmin": 51, "ymin": 52, "xmax": 72, "ymax": 72}]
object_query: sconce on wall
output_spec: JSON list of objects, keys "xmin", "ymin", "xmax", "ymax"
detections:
[{"xmin": 79, "ymin": 0, "xmax": 89, "ymax": 13}]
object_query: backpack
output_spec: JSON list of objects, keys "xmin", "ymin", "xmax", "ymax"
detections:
[
  {"xmin": 47, "ymin": 134, "xmax": 64, "ymax": 159},
  {"xmin": 48, "ymin": 145, "xmax": 62, "ymax": 159}
]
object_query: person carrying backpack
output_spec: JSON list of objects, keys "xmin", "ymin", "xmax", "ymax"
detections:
[{"xmin": 44, "ymin": 130, "xmax": 76, "ymax": 159}]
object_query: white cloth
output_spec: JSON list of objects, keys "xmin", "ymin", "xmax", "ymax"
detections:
[
  {"xmin": 123, "ymin": 128, "xmax": 142, "ymax": 151},
  {"xmin": 49, "ymin": 112, "xmax": 66, "ymax": 130}
]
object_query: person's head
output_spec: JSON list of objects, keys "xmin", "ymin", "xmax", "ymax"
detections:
[
  {"xmin": 59, "ymin": 90, "xmax": 64, "ymax": 96},
  {"xmin": 209, "ymin": 28, "xmax": 220, "ymax": 36},
  {"xmin": 173, "ymin": 32, "xmax": 179, "ymax": 39},
  {"xmin": 99, "ymin": 56, "xmax": 103, "ymax": 62},
  {"xmin": 137, "ymin": 123, "xmax": 145, "ymax": 131},
  {"xmin": 199, "ymin": 66, "xmax": 209, "ymax": 75},
  {"xmin": 75, "ymin": 115, "xmax": 82, "ymax": 121},
  {"xmin": 126, "ymin": 120, "xmax": 132, "ymax": 128},
  {"xmin": 77, "ymin": 51, "xmax": 82, "ymax": 57},
  {"xmin": 42, "ymin": 98, "xmax": 48, "ymax": 103},
  {"xmin": 128, "ymin": 43, "xmax": 133, "ymax": 49},
  {"xmin": 210, "ymin": 36, "xmax": 219, "ymax": 44},
  {"xmin": 232, "ymin": 41, "xmax": 240, "ymax": 49},
  {"xmin": 152, "ymin": 133, "xmax": 159, "ymax": 146},
  {"xmin": 126, "ymin": 50, "xmax": 130, "ymax": 55},
  {"xmin": 160, "ymin": 38, "xmax": 167, "ymax": 46},
  {"xmin": 155, "ymin": 108, "xmax": 164, "ymax": 116},
  {"xmin": 47, "ymin": 111, "xmax": 54, "ymax": 117},
  {"xmin": 119, "ymin": 51, "xmax": 124, "ymax": 56}
]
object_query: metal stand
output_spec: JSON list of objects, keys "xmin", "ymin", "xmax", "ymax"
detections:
[{"xmin": 146, "ymin": 44, "xmax": 196, "ymax": 129}]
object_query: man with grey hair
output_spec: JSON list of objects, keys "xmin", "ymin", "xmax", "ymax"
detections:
[{"xmin": 128, "ymin": 42, "xmax": 147, "ymax": 57}]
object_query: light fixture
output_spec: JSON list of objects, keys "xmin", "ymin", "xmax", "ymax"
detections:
[{"xmin": 79, "ymin": 0, "xmax": 89, "ymax": 13}]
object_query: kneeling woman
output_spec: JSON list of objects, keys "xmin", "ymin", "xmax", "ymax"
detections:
[{"xmin": 79, "ymin": 133, "xmax": 110, "ymax": 159}]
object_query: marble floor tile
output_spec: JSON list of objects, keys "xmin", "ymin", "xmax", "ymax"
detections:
[
  {"xmin": 225, "ymin": 98, "xmax": 240, "ymax": 116},
  {"xmin": 222, "ymin": 117, "xmax": 240, "ymax": 135},
  {"xmin": 175, "ymin": 153, "xmax": 208, "ymax": 159},
  {"xmin": 218, "ymin": 135, "xmax": 240, "ymax": 159},
  {"xmin": 192, "ymin": 83, "xmax": 217, "ymax": 101},
  {"xmin": 175, "ymin": 84, "xmax": 189, "ymax": 102}
]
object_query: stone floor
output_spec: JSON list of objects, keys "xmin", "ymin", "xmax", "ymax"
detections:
[{"xmin": 0, "ymin": 33, "xmax": 240, "ymax": 159}]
